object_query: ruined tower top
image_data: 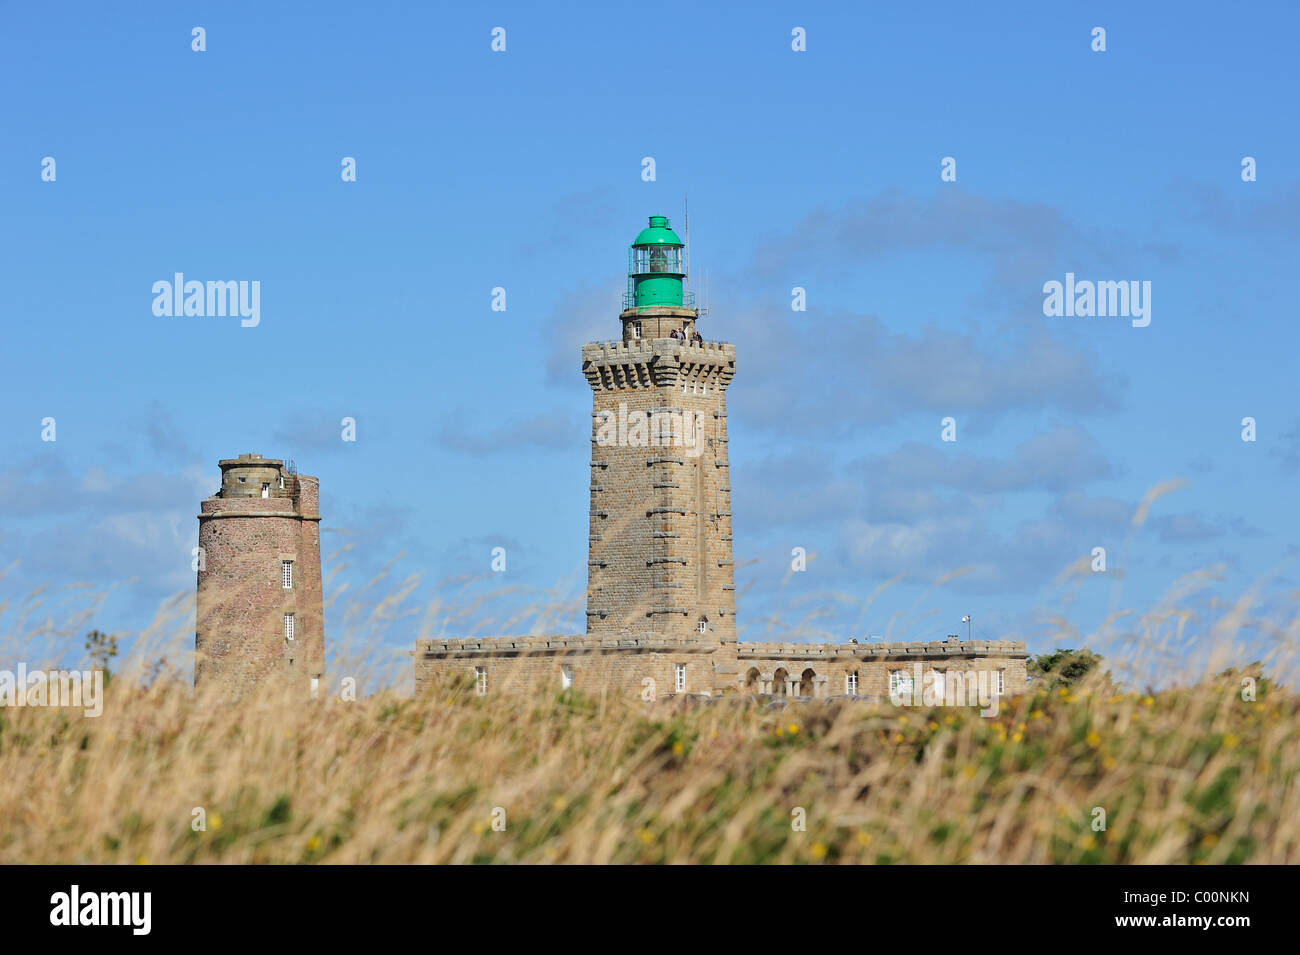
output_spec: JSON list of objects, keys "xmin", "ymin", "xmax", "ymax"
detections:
[{"xmin": 215, "ymin": 453, "xmax": 292, "ymax": 499}]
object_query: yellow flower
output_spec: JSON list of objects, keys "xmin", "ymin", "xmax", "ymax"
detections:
[
  {"xmin": 1030, "ymin": 710, "xmax": 1043, "ymax": 719},
  {"xmin": 1143, "ymin": 696, "xmax": 1154, "ymax": 707},
  {"xmin": 135, "ymin": 855, "xmax": 148, "ymax": 865},
  {"xmin": 471, "ymin": 821, "xmax": 486, "ymax": 835},
  {"xmin": 307, "ymin": 835, "xmax": 321, "ymax": 852},
  {"xmin": 856, "ymin": 831, "xmax": 871, "ymax": 846},
  {"xmin": 893, "ymin": 733, "xmax": 904, "ymax": 743},
  {"xmin": 928, "ymin": 721, "xmax": 939, "ymax": 731},
  {"xmin": 1222, "ymin": 733, "xmax": 1238, "ymax": 749},
  {"xmin": 810, "ymin": 842, "xmax": 827, "ymax": 859},
  {"xmin": 1102, "ymin": 756, "xmax": 1117, "ymax": 771},
  {"xmin": 552, "ymin": 796, "xmax": 567, "ymax": 811},
  {"xmin": 1086, "ymin": 730, "xmax": 1101, "ymax": 748},
  {"xmin": 210, "ymin": 812, "xmax": 223, "ymax": 831},
  {"xmin": 944, "ymin": 715, "xmax": 955, "ymax": 725},
  {"xmin": 638, "ymin": 828, "xmax": 654, "ymax": 845},
  {"xmin": 962, "ymin": 765, "xmax": 976, "ymax": 779},
  {"xmin": 672, "ymin": 740, "xmax": 684, "ymax": 755},
  {"xmin": 1079, "ymin": 835, "xmax": 1096, "ymax": 850},
  {"xmin": 787, "ymin": 723, "xmax": 799, "ymax": 735},
  {"xmin": 1201, "ymin": 833, "xmax": 1219, "ymax": 848},
  {"xmin": 1011, "ymin": 732, "xmax": 1023, "ymax": 742}
]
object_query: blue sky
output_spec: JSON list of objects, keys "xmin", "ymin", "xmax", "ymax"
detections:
[{"xmin": 2, "ymin": 2, "xmax": 1297, "ymax": 686}]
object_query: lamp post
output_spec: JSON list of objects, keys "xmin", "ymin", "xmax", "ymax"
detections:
[{"xmin": 962, "ymin": 615, "xmax": 971, "ymax": 641}]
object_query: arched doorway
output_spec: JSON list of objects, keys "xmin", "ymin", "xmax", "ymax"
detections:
[
  {"xmin": 799, "ymin": 668, "xmax": 816, "ymax": 697},
  {"xmin": 744, "ymin": 667, "xmax": 761, "ymax": 693},
  {"xmin": 773, "ymin": 667, "xmax": 789, "ymax": 696}
]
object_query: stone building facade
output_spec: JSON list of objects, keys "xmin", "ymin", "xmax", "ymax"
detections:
[
  {"xmin": 413, "ymin": 215, "xmax": 1028, "ymax": 702},
  {"xmin": 413, "ymin": 633, "xmax": 1027, "ymax": 702},
  {"xmin": 195, "ymin": 453, "xmax": 324, "ymax": 699}
]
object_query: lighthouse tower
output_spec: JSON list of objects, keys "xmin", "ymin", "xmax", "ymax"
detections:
[
  {"xmin": 581, "ymin": 216, "xmax": 738, "ymax": 693},
  {"xmin": 195, "ymin": 453, "xmax": 325, "ymax": 699}
]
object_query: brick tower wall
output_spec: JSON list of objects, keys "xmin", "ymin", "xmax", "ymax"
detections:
[{"xmin": 195, "ymin": 454, "xmax": 324, "ymax": 698}]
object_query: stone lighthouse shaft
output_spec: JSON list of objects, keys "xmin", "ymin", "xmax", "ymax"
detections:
[{"xmin": 580, "ymin": 215, "xmax": 739, "ymax": 694}]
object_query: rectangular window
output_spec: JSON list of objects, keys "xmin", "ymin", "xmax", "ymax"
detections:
[
  {"xmin": 561, "ymin": 664, "xmax": 574, "ymax": 690},
  {"xmin": 310, "ymin": 677, "xmax": 319, "ymax": 699},
  {"xmin": 261, "ymin": 482, "xmax": 270, "ymax": 498},
  {"xmin": 675, "ymin": 664, "xmax": 687, "ymax": 693},
  {"xmin": 633, "ymin": 321, "xmax": 642, "ymax": 338},
  {"xmin": 475, "ymin": 666, "xmax": 487, "ymax": 696},
  {"xmin": 284, "ymin": 613, "xmax": 295, "ymax": 642},
  {"xmin": 282, "ymin": 560, "xmax": 293, "ymax": 589},
  {"xmin": 847, "ymin": 671, "xmax": 858, "ymax": 695},
  {"xmin": 996, "ymin": 670, "xmax": 1005, "ymax": 695}
]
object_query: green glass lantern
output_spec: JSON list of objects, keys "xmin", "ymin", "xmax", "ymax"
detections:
[{"xmin": 627, "ymin": 215, "xmax": 685, "ymax": 309}]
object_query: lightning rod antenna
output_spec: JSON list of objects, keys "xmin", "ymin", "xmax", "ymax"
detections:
[{"xmin": 683, "ymin": 195, "xmax": 690, "ymax": 296}]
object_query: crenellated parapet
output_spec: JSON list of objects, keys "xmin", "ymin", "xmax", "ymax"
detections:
[
  {"xmin": 582, "ymin": 338, "xmax": 737, "ymax": 391},
  {"xmin": 416, "ymin": 632, "xmax": 718, "ymax": 658},
  {"xmin": 737, "ymin": 639, "xmax": 1028, "ymax": 661}
]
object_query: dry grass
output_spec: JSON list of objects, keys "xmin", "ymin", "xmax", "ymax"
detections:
[{"xmin": 0, "ymin": 667, "xmax": 1296, "ymax": 864}]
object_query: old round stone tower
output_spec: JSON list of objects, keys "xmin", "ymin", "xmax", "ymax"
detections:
[{"xmin": 195, "ymin": 453, "xmax": 324, "ymax": 698}]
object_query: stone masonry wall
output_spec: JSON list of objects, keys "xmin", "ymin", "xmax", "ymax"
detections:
[
  {"xmin": 414, "ymin": 635, "xmax": 1028, "ymax": 704},
  {"xmin": 582, "ymin": 313, "xmax": 738, "ymax": 692},
  {"xmin": 414, "ymin": 635, "xmax": 715, "ymax": 699}
]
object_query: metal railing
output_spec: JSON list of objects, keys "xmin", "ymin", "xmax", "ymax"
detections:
[{"xmin": 587, "ymin": 337, "xmax": 733, "ymax": 348}]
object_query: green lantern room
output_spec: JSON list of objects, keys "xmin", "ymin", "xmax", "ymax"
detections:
[{"xmin": 620, "ymin": 215, "xmax": 700, "ymax": 343}]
